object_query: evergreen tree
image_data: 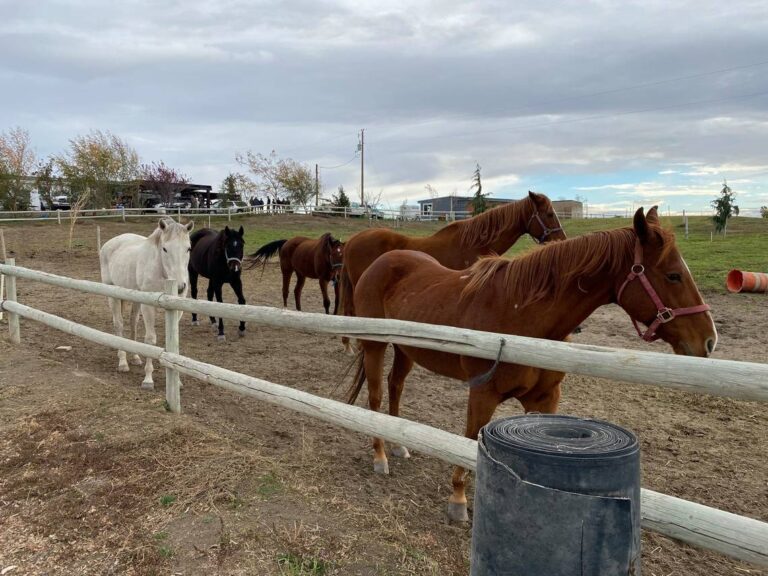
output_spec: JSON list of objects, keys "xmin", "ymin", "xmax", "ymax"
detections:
[
  {"xmin": 470, "ymin": 163, "xmax": 487, "ymax": 215},
  {"xmin": 711, "ymin": 181, "xmax": 739, "ymax": 233},
  {"xmin": 333, "ymin": 185, "xmax": 351, "ymax": 207}
]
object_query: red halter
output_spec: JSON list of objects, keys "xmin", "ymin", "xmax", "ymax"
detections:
[{"xmin": 616, "ymin": 238, "xmax": 711, "ymax": 342}]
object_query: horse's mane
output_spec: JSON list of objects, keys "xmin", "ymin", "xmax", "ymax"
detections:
[
  {"xmin": 452, "ymin": 198, "xmax": 530, "ymax": 249},
  {"xmin": 461, "ymin": 226, "xmax": 674, "ymax": 307}
]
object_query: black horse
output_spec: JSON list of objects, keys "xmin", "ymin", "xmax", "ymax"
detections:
[{"xmin": 188, "ymin": 226, "xmax": 247, "ymax": 341}]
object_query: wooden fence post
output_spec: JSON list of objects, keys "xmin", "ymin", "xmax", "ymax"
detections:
[
  {"xmin": 122, "ymin": 206, "xmax": 126, "ymax": 222},
  {"xmin": 57, "ymin": 210, "xmax": 61, "ymax": 225},
  {"xmin": 5, "ymin": 257, "xmax": 20, "ymax": 343},
  {"xmin": 96, "ymin": 226, "xmax": 101, "ymax": 252},
  {"xmin": 164, "ymin": 279, "xmax": 182, "ymax": 413},
  {"xmin": 227, "ymin": 207, "xmax": 232, "ymax": 222}
]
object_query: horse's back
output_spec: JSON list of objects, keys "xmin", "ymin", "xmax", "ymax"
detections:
[
  {"xmin": 345, "ymin": 228, "xmax": 411, "ymax": 284},
  {"xmin": 100, "ymin": 233, "xmax": 147, "ymax": 285},
  {"xmin": 189, "ymin": 229, "xmax": 219, "ymax": 274}
]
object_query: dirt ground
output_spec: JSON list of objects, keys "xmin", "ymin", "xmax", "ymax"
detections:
[{"xmin": 1, "ymin": 217, "xmax": 766, "ymax": 576}]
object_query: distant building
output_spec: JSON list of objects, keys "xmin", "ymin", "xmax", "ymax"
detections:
[
  {"xmin": 417, "ymin": 195, "xmax": 584, "ymax": 219},
  {"xmin": 551, "ymin": 200, "xmax": 583, "ymax": 219}
]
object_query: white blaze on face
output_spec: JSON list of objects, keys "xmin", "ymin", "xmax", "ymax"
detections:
[{"xmin": 682, "ymin": 255, "xmax": 718, "ymax": 351}]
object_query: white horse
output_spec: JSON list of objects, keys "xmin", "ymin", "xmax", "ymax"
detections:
[{"xmin": 100, "ymin": 218, "xmax": 194, "ymax": 389}]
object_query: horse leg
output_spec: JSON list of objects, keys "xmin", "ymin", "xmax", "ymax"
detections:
[
  {"xmin": 109, "ymin": 297, "xmax": 129, "ymax": 372},
  {"xmin": 293, "ymin": 274, "xmax": 306, "ymax": 312},
  {"xmin": 388, "ymin": 346, "xmax": 414, "ymax": 458},
  {"xmin": 281, "ymin": 267, "xmax": 292, "ymax": 308},
  {"xmin": 214, "ymin": 283, "xmax": 225, "ymax": 341},
  {"xmin": 129, "ymin": 302, "xmax": 143, "ymax": 365},
  {"xmin": 332, "ymin": 277, "xmax": 340, "ymax": 315},
  {"xmin": 519, "ymin": 376, "xmax": 562, "ymax": 415},
  {"xmin": 189, "ymin": 269, "xmax": 200, "ymax": 326},
  {"xmin": 448, "ymin": 388, "xmax": 502, "ymax": 523},
  {"xmin": 231, "ymin": 276, "xmax": 247, "ymax": 336},
  {"xmin": 362, "ymin": 341, "xmax": 389, "ymax": 474},
  {"xmin": 139, "ymin": 304, "xmax": 157, "ymax": 390},
  {"xmin": 319, "ymin": 278, "xmax": 331, "ymax": 314},
  {"xmin": 206, "ymin": 280, "xmax": 217, "ymax": 331}
]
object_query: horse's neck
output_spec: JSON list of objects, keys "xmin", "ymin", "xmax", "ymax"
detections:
[
  {"xmin": 138, "ymin": 238, "xmax": 164, "ymax": 289},
  {"xmin": 488, "ymin": 201, "xmax": 529, "ymax": 254}
]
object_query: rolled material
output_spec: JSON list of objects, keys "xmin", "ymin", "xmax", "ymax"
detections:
[
  {"xmin": 727, "ymin": 270, "xmax": 768, "ymax": 293},
  {"xmin": 471, "ymin": 414, "xmax": 641, "ymax": 576}
]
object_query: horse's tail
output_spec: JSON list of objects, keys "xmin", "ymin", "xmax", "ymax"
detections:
[
  {"xmin": 346, "ymin": 350, "xmax": 366, "ymax": 405},
  {"xmin": 246, "ymin": 239, "xmax": 287, "ymax": 270}
]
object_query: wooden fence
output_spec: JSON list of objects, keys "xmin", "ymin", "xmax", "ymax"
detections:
[{"xmin": 1, "ymin": 260, "xmax": 767, "ymax": 568}]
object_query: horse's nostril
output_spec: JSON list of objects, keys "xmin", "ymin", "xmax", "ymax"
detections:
[{"xmin": 706, "ymin": 338, "xmax": 716, "ymax": 355}]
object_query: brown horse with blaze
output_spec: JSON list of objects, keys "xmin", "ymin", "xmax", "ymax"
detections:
[
  {"xmin": 339, "ymin": 191, "xmax": 566, "ymax": 351},
  {"xmin": 348, "ymin": 206, "xmax": 716, "ymax": 522}
]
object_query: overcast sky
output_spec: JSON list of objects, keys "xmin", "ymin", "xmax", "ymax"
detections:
[{"xmin": 2, "ymin": 0, "xmax": 767, "ymax": 213}]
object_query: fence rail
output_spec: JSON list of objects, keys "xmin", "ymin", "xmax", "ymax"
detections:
[{"xmin": 1, "ymin": 261, "xmax": 767, "ymax": 567}]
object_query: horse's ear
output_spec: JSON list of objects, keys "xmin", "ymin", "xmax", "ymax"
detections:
[
  {"xmin": 159, "ymin": 218, "xmax": 167, "ymax": 230},
  {"xmin": 223, "ymin": 226, "xmax": 230, "ymax": 237},
  {"xmin": 238, "ymin": 226, "xmax": 244, "ymax": 237},
  {"xmin": 646, "ymin": 205, "xmax": 660, "ymax": 225},
  {"xmin": 185, "ymin": 220, "xmax": 194, "ymax": 232},
  {"xmin": 633, "ymin": 207, "xmax": 650, "ymax": 244},
  {"xmin": 528, "ymin": 190, "xmax": 544, "ymax": 206}
]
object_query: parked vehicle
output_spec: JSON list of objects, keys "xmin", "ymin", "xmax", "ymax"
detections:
[
  {"xmin": 40, "ymin": 195, "xmax": 71, "ymax": 211},
  {"xmin": 155, "ymin": 200, "xmax": 192, "ymax": 215},
  {"xmin": 210, "ymin": 199, "xmax": 249, "ymax": 213}
]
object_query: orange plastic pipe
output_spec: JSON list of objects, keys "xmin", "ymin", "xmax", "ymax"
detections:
[{"xmin": 726, "ymin": 270, "xmax": 768, "ymax": 293}]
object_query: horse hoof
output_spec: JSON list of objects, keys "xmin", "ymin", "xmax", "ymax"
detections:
[
  {"xmin": 446, "ymin": 501, "xmax": 469, "ymax": 524},
  {"xmin": 141, "ymin": 381, "xmax": 154, "ymax": 391},
  {"xmin": 391, "ymin": 446, "xmax": 410, "ymax": 459},
  {"xmin": 117, "ymin": 364, "xmax": 130, "ymax": 373},
  {"xmin": 373, "ymin": 460, "xmax": 390, "ymax": 475},
  {"xmin": 216, "ymin": 334, "xmax": 226, "ymax": 342},
  {"xmin": 238, "ymin": 329, "xmax": 246, "ymax": 338},
  {"xmin": 191, "ymin": 320, "xmax": 200, "ymax": 326}
]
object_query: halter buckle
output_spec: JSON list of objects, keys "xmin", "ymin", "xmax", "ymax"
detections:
[{"xmin": 657, "ymin": 308, "xmax": 674, "ymax": 323}]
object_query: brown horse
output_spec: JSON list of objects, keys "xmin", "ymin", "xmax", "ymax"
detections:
[
  {"xmin": 339, "ymin": 191, "xmax": 566, "ymax": 351},
  {"xmin": 248, "ymin": 233, "xmax": 344, "ymax": 314},
  {"xmin": 348, "ymin": 207, "xmax": 716, "ymax": 522}
]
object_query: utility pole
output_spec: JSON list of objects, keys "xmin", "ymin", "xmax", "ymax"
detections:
[
  {"xmin": 315, "ymin": 163, "xmax": 319, "ymax": 206},
  {"xmin": 359, "ymin": 128, "xmax": 365, "ymax": 209}
]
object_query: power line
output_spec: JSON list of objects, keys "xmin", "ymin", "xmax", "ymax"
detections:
[{"xmin": 319, "ymin": 154, "xmax": 359, "ymax": 170}]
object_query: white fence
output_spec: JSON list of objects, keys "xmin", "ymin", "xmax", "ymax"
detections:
[{"xmin": 1, "ymin": 260, "xmax": 767, "ymax": 568}]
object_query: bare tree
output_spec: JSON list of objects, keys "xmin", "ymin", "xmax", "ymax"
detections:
[
  {"xmin": 141, "ymin": 161, "xmax": 188, "ymax": 205},
  {"xmin": 0, "ymin": 127, "xmax": 36, "ymax": 210},
  {"xmin": 235, "ymin": 150, "xmax": 283, "ymax": 200}
]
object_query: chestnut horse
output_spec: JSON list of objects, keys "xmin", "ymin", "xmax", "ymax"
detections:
[
  {"xmin": 348, "ymin": 207, "xmax": 716, "ymax": 522},
  {"xmin": 339, "ymin": 191, "xmax": 565, "ymax": 351},
  {"xmin": 248, "ymin": 233, "xmax": 344, "ymax": 314}
]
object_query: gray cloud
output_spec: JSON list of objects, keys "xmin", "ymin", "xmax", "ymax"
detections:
[{"xmin": 1, "ymin": 0, "xmax": 767, "ymax": 210}]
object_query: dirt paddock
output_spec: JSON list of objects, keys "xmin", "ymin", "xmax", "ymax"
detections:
[{"xmin": 1, "ymin": 218, "xmax": 766, "ymax": 575}]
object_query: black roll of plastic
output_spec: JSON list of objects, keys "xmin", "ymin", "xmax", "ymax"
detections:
[{"xmin": 470, "ymin": 414, "xmax": 641, "ymax": 576}]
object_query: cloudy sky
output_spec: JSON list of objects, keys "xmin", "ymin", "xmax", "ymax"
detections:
[{"xmin": 2, "ymin": 0, "xmax": 767, "ymax": 214}]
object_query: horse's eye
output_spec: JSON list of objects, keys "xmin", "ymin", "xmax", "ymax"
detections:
[
  {"xmin": 163, "ymin": 247, "xmax": 167, "ymax": 253},
  {"xmin": 666, "ymin": 273, "xmax": 682, "ymax": 283}
]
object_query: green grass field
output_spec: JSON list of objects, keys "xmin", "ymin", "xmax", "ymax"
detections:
[{"xmin": 233, "ymin": 212, "xmax": 766, "ymax": 293}]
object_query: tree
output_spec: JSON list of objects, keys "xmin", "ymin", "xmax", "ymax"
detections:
[
  {"xmin": 711, "ymin": 180, "xmax": 739, "ymax": 233},
  {"xmin": 34, "ymin": 157, "xmax": 59, "ymax": 210},
  {"xmin": 276, "ymin": 158, "xmax": 315, "ymax": 209},
  {"xmin": 760, "ymin": 206, "xmax": 768, "ymax": 219},
  {"xmin": 332, "ymin": 185, "xmax": 351, "ymax": 207},
  {"xmin": 0, "ymin": 127, "xmax": 36, "ymax": 210},
  {"xmin": 235, "ymin": 150, "xmax": 283, "ymax": 200},
  {"xmin": 425, "ymin": 184, "xmax": 438, "ymax": 198},
  {"xmin": 56, "ymin": 130, "xmax": 140, "ymax": 208},
  {"xmin": 470, "ymin": 163, "xmax": 487, "ymax": 215},
  {"xmin": 141, "ymin": 161, "xmax": 188, "ymax": 205}
]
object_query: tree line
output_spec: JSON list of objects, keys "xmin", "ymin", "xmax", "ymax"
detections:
[{"xmin": 0, "ymin": 126, "xmax": 331, "ymax": 211}]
